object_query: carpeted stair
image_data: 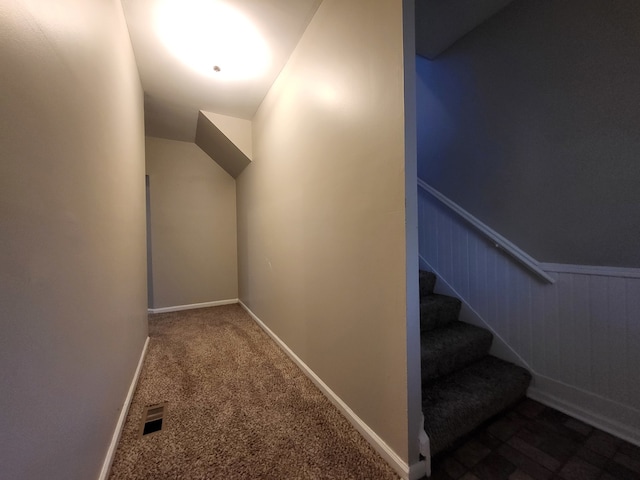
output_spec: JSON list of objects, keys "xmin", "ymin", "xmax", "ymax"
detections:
[{"xmin": 420, "ymin": 270, "xmax": 531, "ymax": 456}]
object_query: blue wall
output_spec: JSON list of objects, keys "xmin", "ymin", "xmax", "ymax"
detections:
[{"xmin": 416, "ymin": 0, "xmax": 640, "ymax": 267}]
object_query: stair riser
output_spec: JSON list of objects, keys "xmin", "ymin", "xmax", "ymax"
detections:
[
  {"xmin": 419, "ymin": 271, "xmax": 437, "ymax": 297},
  {"xmin": 420, "ymin": 299, "xmax": 461, "ymax": 331},
  {"xmin": 421, "ymin": 327, "xmax": 493, "ymax": 383},
  {"xmin": 423, "ymin": 357, "xmax": 532, "ymax": 455}
]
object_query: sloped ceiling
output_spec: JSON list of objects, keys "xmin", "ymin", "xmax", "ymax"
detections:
[
  {"xmin": 122, "ymin": 0, "xmax": 322, "ymax": 142},
  {"xmin": 415, "ymin": 0, "xmax": 515, "ymax": 59},
  {"xmin": 195, "ymin": 111, "xmax": 251, "ymax": 178}
]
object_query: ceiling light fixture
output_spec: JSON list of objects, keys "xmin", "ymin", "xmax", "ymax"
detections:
[{"xmin": 155, "ymin": 0, "xmax": 270, "ymax": 81}]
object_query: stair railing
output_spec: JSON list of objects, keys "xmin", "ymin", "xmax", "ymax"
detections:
[{"xmin": 418, "ymin": 179, "xmax": 555, "ymax": 284}]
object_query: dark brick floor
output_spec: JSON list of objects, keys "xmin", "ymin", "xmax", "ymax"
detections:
[{"xmin": 428, "ymin": 398, "xmax": 640, "ymax": 480}]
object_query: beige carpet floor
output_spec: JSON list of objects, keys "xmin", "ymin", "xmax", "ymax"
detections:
[{"xmin": 108, "ymin": 305, "xmax": 400, "ymax": 480}]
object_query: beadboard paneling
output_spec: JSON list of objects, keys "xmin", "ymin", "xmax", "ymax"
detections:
[{"xmin": 418, "ymin": 188, "xmax": 640, "ymax": 445}]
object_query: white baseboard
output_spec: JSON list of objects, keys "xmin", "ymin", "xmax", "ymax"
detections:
[
  {"xmin": 409, "ymin": 459, "xmax": 429, "ymax": 480},
  {"xmin": 238, "ymin": 301, "xmax": 413, "ymax": 480},
  {"xmin": 528, "ymin": 375, "xmax": 640, "ymax": 448},
  {"xmin": 148, "ymin": 298, "xmax": 238, "ymax": 314},
  {"xmin": 99, "ymin": 336, "xmax": 150, "ymax": 480}
]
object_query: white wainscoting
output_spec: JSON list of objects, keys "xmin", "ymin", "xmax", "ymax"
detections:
[{"xmin": 418, "ymin": 187, "xmax": 640, "ymax": 446}]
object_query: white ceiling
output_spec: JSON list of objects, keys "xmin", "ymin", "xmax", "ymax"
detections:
[{"xmin": 122, "ymin": 0, "xmax": 322, "ymax": 141}]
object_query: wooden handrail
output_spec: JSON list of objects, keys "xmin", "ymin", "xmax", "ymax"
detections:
[{"xmin": 418, "ymin": 179, "xmax": 555, "ymax": 284}]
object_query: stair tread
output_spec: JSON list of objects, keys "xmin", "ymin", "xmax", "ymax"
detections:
[
  {"xmin": 423, "ymin": 355, "xmax": 531, "ymax": 455},
  {"xmin": 421, "ymin": 321, "xmax": 493, "ymax": 383}
]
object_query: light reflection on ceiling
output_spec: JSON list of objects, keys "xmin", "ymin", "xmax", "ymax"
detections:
[{"xmin": 154, "ymin": 0, "xmax": 271, "ymax": 81}]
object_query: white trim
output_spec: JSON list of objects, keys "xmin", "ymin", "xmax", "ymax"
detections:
[
  {"xmin": 418, "ymin": 179, "xmax": 555, "ymax": 284},
  {"xmin": 540, "ymin": 262, "xmax": 640, "ymax": 279},
  {"xmin": 409, "ymin": 459, "xmax": 428, "ymax": 480},
  {"xmin": 99, "ymin": 336, "xmax": 150, "ymax": 480},
  {"xmin": 528, "ymin": 375, "xmax": 640, "ymax": 448},
  {"xmin": 417, "ymin": 413, "xmax": 431, "ymax": 478},
  {"xmin": 239, "ymin": 301, "xmax": 412, "ymax": 480},
  {"xmin": 403, "ymin": 4, "xmax": 425, "ymax": 474},
  {"xmin": 148, "ymin": 299, "xmax": 238, "ymax": 314}
]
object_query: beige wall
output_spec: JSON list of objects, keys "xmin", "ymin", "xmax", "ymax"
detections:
[
  {"xmin": 146, "ymin": 137, "xmax": 238, "ymax": 308},
  {"xmin": 0, "ymin": 1, "xmax": 147, "ymax": 479},
  {"xmin": 237, "ymin": 0, "xmax": 413, "ymax": 463}
]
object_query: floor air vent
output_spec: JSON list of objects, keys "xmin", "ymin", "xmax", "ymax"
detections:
[{"xmin": 139, "ymin": 402, "xmax": 167, "ymax": 437}]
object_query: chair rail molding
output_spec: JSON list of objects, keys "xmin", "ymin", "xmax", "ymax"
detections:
[{"xmin": 417, "ymin": 180, "xmax": 555, "ymax": 284}]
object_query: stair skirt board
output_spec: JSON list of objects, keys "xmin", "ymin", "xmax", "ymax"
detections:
[
  {"xmin": 99, "ymin": 336, "xmax": 150, "ymax": 480},
  {"xmin": 148, "ymin": 299, "xmax": 238, "ymax": 314},
  {"xmin": 238, "ymin": 301, "xmax": 424, "ymax": 480}
]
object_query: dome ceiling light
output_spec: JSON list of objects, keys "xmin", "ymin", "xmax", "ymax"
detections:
[{"xmin": 155, "ymin": 0, "xmax": 270, "ymax": 81}]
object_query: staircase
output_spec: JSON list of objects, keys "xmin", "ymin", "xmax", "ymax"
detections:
[{"xmin": 420, "ymin": 270, "xmax": 531, "ymax": 456}]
